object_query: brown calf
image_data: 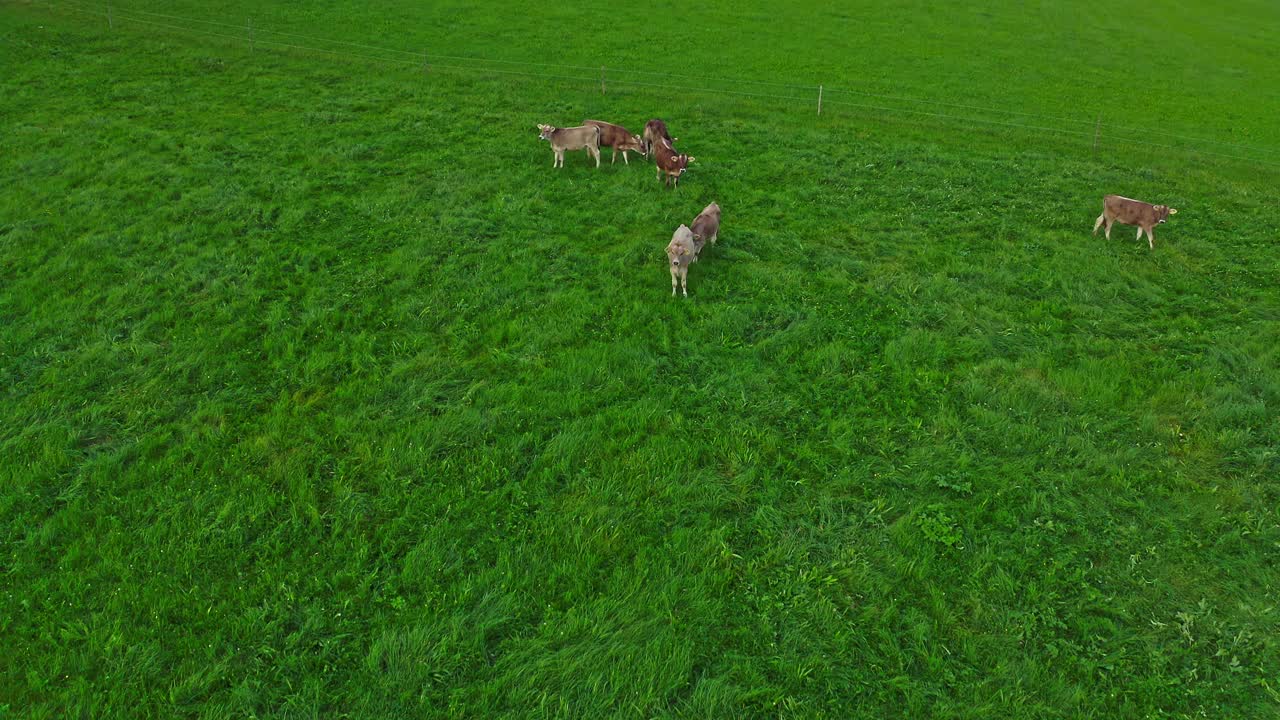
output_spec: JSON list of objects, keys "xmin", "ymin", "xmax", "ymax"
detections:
[
  {"xmin": 654, "ymin": 141, "xmax": 694, "ymax": 188},
  {"xmin": 690, "ymin": 202, "xmax": 721, "ymax": 250},
  {"xmin": 583, "ymin": 120, "xmax": 644, "ymax": 165},
  {"xmin": 1093, "ymin": 194, "xmax": 1178, "ymax": 250}
]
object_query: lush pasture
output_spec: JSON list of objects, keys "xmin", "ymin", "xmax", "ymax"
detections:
[{"xmin": 2, "ymin": 1, "xmax": 1279, "ymax": 717}]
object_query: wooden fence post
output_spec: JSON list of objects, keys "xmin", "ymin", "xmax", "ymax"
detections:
[
  {"xmin": 601, "ymin": 66, "xmax": 606, "ymax": 95},
  {"xmin": 1093, "ymin": 114, "xmax": 1101, "ymax": 154},
  {"xmin": 817, "ymin": 85, "xmax": 823, "ymax": 116}
]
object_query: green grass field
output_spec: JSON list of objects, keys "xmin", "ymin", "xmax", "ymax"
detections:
[{"xmin": 3, "ymin": 1, "xmax": 1279, "ymax": 717}]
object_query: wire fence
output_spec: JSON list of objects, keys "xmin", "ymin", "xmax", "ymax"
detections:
[{"xmin": 33, "ymin": 0, "xmax": 1280, "ymax": 170}]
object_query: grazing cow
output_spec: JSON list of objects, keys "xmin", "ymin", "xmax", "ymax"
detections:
[
  {"xmin": 654, "ymin": 141, "xmax": 695, "ymax": 188},
  {"xmin": 1093, "ymin": 194, "xmax": 1178, "ymax": 250},
  {"xmin": 537, "ymin": 123, "xmax": 601, "ymax": 168},
  {"xmin": 690, "ymin": 201, "xmax": 721, "ymax": 249},
  {"xmin": 583, "ymin": 120, "xmax": 645, "ymax": 165},
  {"xmin": 642, "ymin": 119, "xmax": 677, "ymax": 157},
  {"xmin": 666, "ymin": 224, "xmax": 701, "ymax": 297}
]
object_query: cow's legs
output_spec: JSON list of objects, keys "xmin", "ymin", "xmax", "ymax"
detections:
[
  {"xmin": 622, "ymin": 151, "xmax": 629, "ymax": 165},
  {"xmin": 1145, "ymin": 227, "xmax": 1155, "ymax": 250},
  {"xmin": 1136, "ymin": 227, "xmax": 1143, "ymax": 242},
  {"xmin": 680, "ymin": 268, "xmax": 688, "ymax": 297},
  {"xmin": 611, "ymin": 147, "xmax": 617, "ymax": 164},
  {"xmin": 711, "ymin": 232, "xmax": 718, "ymax": 245},
  {"xmin": 592, "ymin": 146, "xmax": 601, "ymax": 167},
  {"xmin": 1104, "ymin": 219, "xmax": 1113, "ymax": 240},
  {"xmin": 670, "ymin": 267, "xmax": 678, "ymax": 296},
  {"xmin": 1093, "ymin": 214, "xmax": 1106, "ymax": 235}
]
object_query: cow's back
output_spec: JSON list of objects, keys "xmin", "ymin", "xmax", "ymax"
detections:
[
  {"xmin": 644, "ymin": 119, "xmax": 673, "ymax": 151},
  {"xmin": 691, "ymin": 205, "xmax": 719, "ymax": 238},
  {"xmin": 645, "ymin": 119, "xmax": 671, "ymax": 139},
  {"xmin": 1104, "ymin": 195, "xmax": 1149, "ymax": 224},
  {"xmin": 553, "ymin": 125, "xmax": 600, "ymax": 149},
  {"xmin": 584, "ymin": 120, "xmax": 626, "ymax": 145}
]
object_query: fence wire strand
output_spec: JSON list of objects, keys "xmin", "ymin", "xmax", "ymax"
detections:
[
  {"xmin": 822, "ymin": 85, "xmax": 1280, "ymax": 157},
  {"xmin": 821, "ymin": 99, "xmax": 1280, "ymax": 166},
  {"xmin": 39, "ymin": 1, "xmax": 1280, "ymax": 168},
  {"xmin": 52, "ymin": 0, "xmax": 817, "ymax": 91}
]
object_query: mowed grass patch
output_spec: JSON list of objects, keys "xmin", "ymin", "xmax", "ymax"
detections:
[{"xmin": 3, "ymin": 4, "xmax": 1280, "ymax": 719}]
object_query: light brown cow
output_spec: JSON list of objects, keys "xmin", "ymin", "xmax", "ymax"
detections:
[
  {"xmin": 537, "ymin": 123, "xmax": 601, "ymax": 168},
  {"xmin": 666, "ymin": 224, "xmax": 700, "ymax": 297},
  {"xmin": 583, "ymin": 120, "xmax": 644, "ymax": 165},
  {"xmin": 654, "ymin": 141, "xmax": 695, "ymax": 188},
  {"xmin": 690, "ymin": 201, "xmax": 720, "ymax": 250},
  {"xmin": 1093, "ymin": 195, "xmax": 1178, "ymax": 250}
]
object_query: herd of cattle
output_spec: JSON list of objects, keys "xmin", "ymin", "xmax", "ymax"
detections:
[
  {"xmin": 536, "ymin": 118, "xmax": 1179, "ymax": 296},
  {"xmin": 537, "ymin": 117, "xmax": 711, "ymax": 296},
  {"xmin": 537, "ymin": 118, "xmax": 694, "ymax": 185}
]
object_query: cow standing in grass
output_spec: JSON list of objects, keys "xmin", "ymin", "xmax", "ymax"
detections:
[
  {"xmin": 537, "ymin": 123, "xmax": 602, "ymax": 168},
  {"xmin": 1093, "ymin": 195, "xmax": 1178, "ymax": 250},
  {"xmin": 642, "ymin": 119, "xmax": 676, "ymax": 157},
  {"xmin": 583, "ymin": 120, "xmax": 645, "ymax": 165},
  {"xmin": 653, "ymin": 140, "xmax": 694, "ymax": 188},
  {"xmin": 690, "ymin": 201, "xmax": 720, "ymax": 249},
  {"xmin": 665, "ymin": 224, "xmax": 700, "ymax": 297}
]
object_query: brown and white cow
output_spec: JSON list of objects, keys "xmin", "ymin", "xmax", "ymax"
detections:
[
  {"xmin": 666, "ymin": 224, "xmax": 700, "ymax": 297},
  {"xmin": 654, "ymin": 141, "xmax": 694, "ymax": 188},
  {"xmin": 537, "ymin": 123, "xmax": 601, "ymax": 168},
  {"xmin": 583, "ymin": 120, "xmax": 645, "ymax": 165},
  {"xmin": 1093, "ymin": 194, "xmax": 1178, "ymax": 250},
  {"xmin": 642, "ymin": 119, "xmax": 677, "ymax": 157},
  {"xmin": 690, "ymin": 201, "xmax": 721, "ymax": 250}
]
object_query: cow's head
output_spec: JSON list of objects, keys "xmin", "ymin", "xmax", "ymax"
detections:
[
  {"xmin": 1154, "ymin": 205, "xmax": 1177, "ymax": 223},
  {"xmin": 537, "ymin": 124, "xmax": 555, "ymax": 141},
  {"xmin": 667, "ymin": 244, "xmax": 687, "ymax": 267}
]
